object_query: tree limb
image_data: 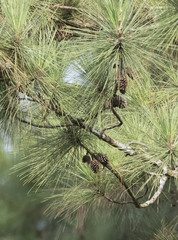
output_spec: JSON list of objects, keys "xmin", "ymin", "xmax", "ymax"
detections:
[
  {"xmin": 82, "ymin": 124, "xmax": 135, "ymax": 155},
  {"xmin": 15, "ymin": 92, "xmax": 178, "ymax": 180},
  {"xmin": 80, "ymin": 124, "xmax": 178, "ymax": 179}
]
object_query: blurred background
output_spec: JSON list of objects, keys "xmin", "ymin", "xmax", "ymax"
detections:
[{"xmin": 0, "ymin": 135, "xmax": 57, "ymax": 240}]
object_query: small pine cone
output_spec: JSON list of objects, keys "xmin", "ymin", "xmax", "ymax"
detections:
[
  {"xmin": 113, "ymin": 63, "xmax": 117, "ymax": 68},
  {"xmin": 82, "ymin": 155, "xmax": 91, "ymax": 164},
  {"xmin": 112, "ymin": 95, "xmax": 119, "ymax": 108},
  {"xmin": 95, "ymin": 153, "xmax": 109, "ymax": 166},
  {"xmin": 112, "ymin": 95, "xmax": 127, "ymax": 109},
  {"xmin": 90, "ymin": 159, "xmax": 99, "ymax": 173},
  {"xmin": 126, "ymin": 67, "xmax": 134, "ymax": 80},
  {"xmin": 119, "ymin": 74, "xmax": 127, "ymax": 94}
]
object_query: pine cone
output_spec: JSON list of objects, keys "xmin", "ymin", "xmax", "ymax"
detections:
[
  {"xmin": 95, "ymin": 153, "xmax": 109, "ymax": 166},
  {"xmin": 82, "ymin": 155, "xmax": 91, "ymax": 164},
  {"xmin": 119, "ymin": 74, "xmax": 127, "ymax": 94},
  {"xmin": 113, "ymin": 63, "xmax": 116, "ymax": 68},
  {"xmin": 112, "ymin": 95, "xmax": 127, "ymax": 109},
  {"xmin": 126, "ymin": 67, "xmax": 134, "ymax": 80},
  {"xmin": 90, "ymin": 159, "xmax": 99, "ymax": 173}
]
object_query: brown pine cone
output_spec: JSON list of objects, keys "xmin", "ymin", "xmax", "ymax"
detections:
[
  {"xmin": 82, "ymin": 155, "xmax": 91, "ymax": 164},
  {"xmin": 95, "ymin": 153, "xmax": 109, "ymax": 166},
  {"xmin": 119, "ymin": 74, "xmax": 127, "ymax": 94},
  {"xmin": 90, "ymin": 159, "xmax": 99, "ymax": 173},
  {"xmin": 126, "ymin": 67, "xmax": 134, "ymax": 80},
  {"xmin": 112, "ymin": 95, "xmax": 127, "ymax": 109}
]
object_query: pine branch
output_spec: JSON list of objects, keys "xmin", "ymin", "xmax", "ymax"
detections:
[
  {"xmin": 82, "ymin": 124, "xmax": 135, "ymax": 155},
  {"xmin": 80, "ymin": 124, "xmax": 178, "ymax": 179},
  {"xmin": 103, "ymin": 163, "xmax": 168, "ymax": 208},
  {"xmin": 80, "ymin": 142, "xmax": 140, "ymax": 208},
  {"xmin": 16, "ymin": 92, "xmax": 178, "ymax": 182},
  {"xmin": 105, "ymin": 162, "xmax": 140, "ymax": 208},
  {"xmin": 81, "ymin": 139, "xmax": 167, "ymax": 208},
  {"xmin": 153, "ymin": 161, "xmax": 178, "ymax": 179}
]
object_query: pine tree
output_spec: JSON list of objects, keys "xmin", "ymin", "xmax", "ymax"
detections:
[{"xmin": 0, "ymin": 0, "xmax": 177, "ymax": 239}]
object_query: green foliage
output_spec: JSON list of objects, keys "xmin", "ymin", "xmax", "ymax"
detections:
[
  {"xmin": 0, "ymin": 0, "xmax": 177, "ymax": 238},
  {"xmin": 1, "ymin": 0, "xmax": 32, "ymax": 33}
]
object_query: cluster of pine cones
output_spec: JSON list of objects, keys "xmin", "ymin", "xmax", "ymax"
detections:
[
  {"xmin": 82, "ymin": 153, "xmax": 109, "ymax": 173},
  {"xmin": 104, "ymin": 66, "xmax": 133, "ymax": 110}
]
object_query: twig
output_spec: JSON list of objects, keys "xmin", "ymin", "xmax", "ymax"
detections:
[
  {"xmin": 140, "ymin": 175, "xmax": 168, "ymax": 208},
  {"xmin": 18, "ymin": 97, "xmax": 35, "ymax": 102},
  {"xmin": 52, "ymin": 4, "xmax": 80, "ymax": 11},
  {"xmin": 111, "ymin": 107, "xmax": 123, "ymax": 127},
  {"xmin": 16, "ymin": 117, "xmax": 73, "ymax": 129},
  {"xmin": 97, "ymin": 189, "xmax": 135, "ymax": 205},
  {"xmin": 101, "ymin": 124, "xmax": 123, "ymax": 133},
  {"xmin": 136, "ymin": 185, "xmax": 149, "ymax": 200},
  {"xmin": 105, "ymin": 162, "xmax": 140, "ymax": 208},
  {"xmin": 127, "ymin": 141, "xmax": 149, "ymax": 148},
  {"xmin": 80, "ymin": 142, "xmax": 93, "ymax": 155}
]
